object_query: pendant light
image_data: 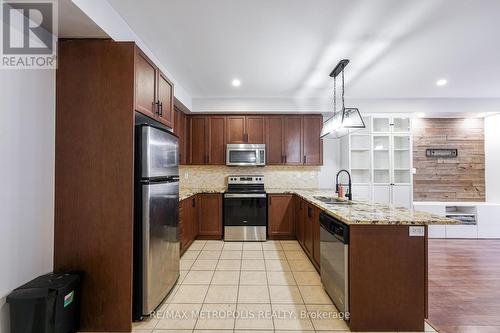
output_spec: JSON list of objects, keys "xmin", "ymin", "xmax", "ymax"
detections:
[{"xmin": 320, "ymin": 59, "xmax": 365, "ymax": 138}]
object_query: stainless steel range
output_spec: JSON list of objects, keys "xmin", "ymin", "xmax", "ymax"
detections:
[{"xmin": 223, "ymin": 175, "xmax": 267, "ymax": 241}]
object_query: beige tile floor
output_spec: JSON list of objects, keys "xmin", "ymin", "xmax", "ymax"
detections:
[{"xmin": 130, "ymin": 240, "xmax": 437, "ymax": 333}]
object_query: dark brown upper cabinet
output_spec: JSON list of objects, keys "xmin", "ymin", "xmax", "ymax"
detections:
[
  {"xmin": 189, "ymin": 116, "xmax": 208, "ymax": 164},
  {"xmin": 157, "ymin": 71, "xmax": 174, "ymax": 127},
  {"xmin": 134, "ymin": 48, "xmax": 174, "ymax": 128},
  {"xmin": 226, "ymin": 116, "xmax": 265, "ymax": 144},
  {"xmin": 173, "ymin": 107, "xmax": 188, "ymax": 165},
  {"xmin": 208, "ymin": 116, "xmax": 226, "ymax": 164},
  {"xmin": 134, "ymin": 50, "xmax": 157, "ymax": 118},
  {"xmin": 303, "ymin": 115, "xmax": 323, "ymax": 165},
  {"xmin": 283, "ymin": 116, "xmax": 303, "ymax": 165},
  {"xmin": 265, "ymin": 116, "xmax": 285, "ymax": 165},
  {"xmin": 226, "ymin": 116, "xmax": 246, "ymax": 143},
  {"xmin": 245, "ymin": 116, "xmax": 265, "ymax": 143}
]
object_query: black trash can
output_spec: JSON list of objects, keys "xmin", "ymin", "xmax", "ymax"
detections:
[{"xmin": 6, "ymin": 273, "xmax": 82, "ymax": 333}]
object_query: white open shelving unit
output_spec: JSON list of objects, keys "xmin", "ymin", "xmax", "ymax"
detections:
[
  {"xmin": 414, "ymin": 202, "xmax": 500, "ymax": 239},
  {"xmin": 340, "ymin": 114, "xmax": 413, "ymax": 208}
]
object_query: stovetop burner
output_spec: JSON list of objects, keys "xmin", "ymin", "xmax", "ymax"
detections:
[{"xmin": 226, "ymin": 175, "xmax": 265, "ymax": 193}]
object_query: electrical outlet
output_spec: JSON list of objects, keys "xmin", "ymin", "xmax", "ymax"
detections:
[
  {"xmin": 412, "ymin": 168, "xmax": 417, "ymax": 174},
  {"xmin": 184, "ymin": 172, "xmax": 189, "ymax": 179},
  {"xmin": 409, "ymin": 226, "xmax": 425, "ymax": 237}
]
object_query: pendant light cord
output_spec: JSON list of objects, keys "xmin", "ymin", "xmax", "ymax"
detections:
[
  {"xmin": 333, "ymin": 76, "xmax": 337, "ymax": 114},
  {"xmin": 341, "ymin": 69, "xmax": 345, "ymax": 111}
]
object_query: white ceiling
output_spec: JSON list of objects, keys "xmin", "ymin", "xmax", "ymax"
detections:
[
  {"xmin": 58, "ymin": 0, "xmax": 108, "ymax": 38},
  {"xmin": 107, "ymin": 0, "xmax": 500, "ymax": 102}
]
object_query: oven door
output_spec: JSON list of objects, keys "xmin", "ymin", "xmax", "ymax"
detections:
[{"xmin": 223, "ymin": 193, "xmax": 267, "ymax": 241}]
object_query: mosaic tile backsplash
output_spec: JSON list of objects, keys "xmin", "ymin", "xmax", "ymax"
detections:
[{"xmin": 179, "ymin": 165, "xmax": 320, "ymax": 190}]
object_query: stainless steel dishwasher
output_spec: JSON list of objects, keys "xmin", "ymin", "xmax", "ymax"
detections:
[{"xmin": 320, "ymin": 212, "xmax": 349, "ymax": 315}]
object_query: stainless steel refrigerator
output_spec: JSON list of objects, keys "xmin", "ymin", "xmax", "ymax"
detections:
[{"xmin": 133, "ymin": 123, "xmax": 179, "ymax": 320}]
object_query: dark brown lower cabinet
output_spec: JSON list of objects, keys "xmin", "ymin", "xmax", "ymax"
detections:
[
  {"xmin": 179, "ymin": 196, "xmax": 197, "ymax": 255},
  {"xmin": 198, "ymin": 194, "xmax": 223, "ymax": 238},
  {"xmin": 268, "ymin": 194, "xmax": 295, "ymax": 239},
  {"xmin": 348, "ymin": 225, "xmax": 427, "ymax": 332},
  {"xmin": 304, "ymin": 203, "xmax": 314, "ymax": 256},
  {"xmin": 295, "ymin": 196, "xmax": 305, "ymax": 246},
  {"xmin": 311, "ymin": 205, "xmax": 320, "ymax": 268}
]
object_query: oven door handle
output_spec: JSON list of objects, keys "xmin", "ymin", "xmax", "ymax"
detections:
[{"xmin": 224, "ymin": 193, "xmax": 267, "ymax": 198}]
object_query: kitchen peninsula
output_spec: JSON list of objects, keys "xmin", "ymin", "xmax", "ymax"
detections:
[{"xmin": 179, "ymin": 187, "xmax": 460, "ymax": 332}]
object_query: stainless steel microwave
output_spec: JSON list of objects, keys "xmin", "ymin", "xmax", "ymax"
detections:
[{"xmin": 226, "ymin": 144, "xmax": 266, "ymax": 166}]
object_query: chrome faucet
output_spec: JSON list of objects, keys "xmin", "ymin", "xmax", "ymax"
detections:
[{"xmin": 335, "ymin": 169, "xmax": 352, "ymax": 201}]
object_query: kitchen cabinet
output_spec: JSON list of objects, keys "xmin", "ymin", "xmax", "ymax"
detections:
[
  {"xmin": 157, "ymin": 71, "xmax": 174, "ymax": 127},
  {"xmin": 56, "ymin": 40, "xmax": 180, "ymax": 331},
  {"xmin": 304, "ymin": 202, "xmax": 314, "ymax": 256},
  {"xmin": 226, "ymin": 116, "xmax": 246, "ymax": 143},
  {"xmin": 339, "ymin": 115, "xmax": 413, "ymax": 207},
  {"xmin": 267, "ymin": 194, "xmax": 295, "ymax": 239},
  {"xmin": 246, "ymin": 116, "xmax": 265, "ymax": 143},
  {"xmin": 265, "ymin": 116, "xmax": 285, "ymax": 164},
  {"xmin": 295, "ymin": 196, "xmax": 305, "ymax": 246},
  {"xmin": 198, "ymin": 194, "xmax": 223, "ymax": 238},
  {"xmin": 134, "ymin": 49, "xmax": 175, "ymax": 127},
  {"xmin": 226, "ymin": 115, "xmax": 265, "ymax": 144},
  {"xmin": 303, "ymin": 115, "xmax": 323, "ymax": 165},
  {"xmin": 311, "ymin": 205, "xmax": 320, "ymax": 267},
  {"xmin": 283, "ymin": 116, "xmax": 303, "ymax": 165},
  {"xmin": 187, "ymin": 115, "xmax": 226, "ymax": 165},
  {"xmin": 173, "ymin": 108, "xmax": 188, "ymax": 165},
  {"xmin": 208, "ymin": 116, "xmax": 226, "ymax": 164},
  {"xmin": 179, "ymin": 196, "xmax": 197, "ymax": 254},
  {"xmin": 265, "ymin": 115, "xmax": 322, "ymax": 166},
  {"xmin": 268, "ymin": 194, "xmax": 295, "ymax": 239},
  {"xmin": 189, "ymin": 116, "xmax": 208, "ymax": 164},
  {"xmin": 134, "ymin": 50, "xmax": 157, "ymax": 118}
]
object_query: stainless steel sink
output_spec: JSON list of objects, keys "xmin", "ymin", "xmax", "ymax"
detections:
[{"xmin": 313, "ymin": 196, "xmax": 353, "ymax": 205}]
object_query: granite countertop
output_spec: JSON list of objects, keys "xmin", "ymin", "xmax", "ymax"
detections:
[{"xmin": 180, "ymin": 187, "xmax": 462, "ymax": 226}]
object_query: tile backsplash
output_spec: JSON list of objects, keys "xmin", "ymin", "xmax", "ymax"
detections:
[{"xmin": 180, "ymin": 165, "xmax": 320, "ymax": 189}]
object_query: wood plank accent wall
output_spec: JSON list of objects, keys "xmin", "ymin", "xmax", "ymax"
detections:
[{"xmin": 412, "ymin": 118, "xmax": 485, "ymax": 202}]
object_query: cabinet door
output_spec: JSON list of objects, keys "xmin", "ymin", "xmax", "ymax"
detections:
[
  {"xmin": 265, "ymin": 116, "xmax": 284, "ymax": 165},
  {"xmin": 312, "ymin": 206, "xmax": 320, "ymax": 267},
  {"xmin": 198, "ymin": 194, "xmax": 222, "ymax": 237},
  {"xmin": 392, "ymin": 185, "xmax": 412, "ymax": 208},
  {"xmin": 189, "ymin": 116, "xmax": 208, "ymax": 165},
  {"xmin": 180, "ymin": 198, "xmax": 193, "ymax": 253},
  {"xmin": 174, "ymin": 109, "xmax": 187, "ymax": 165},
  {"xmin": 268, "ymin": 194, "xmax": 295, "ymax": 239},
  {"xmin": 157, "ymin": 71, "xmax": 174, "ymax": 127},
  {"xmin": 283, "ymin": 116, "xmax": 303, "ymax": 165},
  {"xmin": 303, "ymin": 115, "xmax": 323, "ymax": 165},
  {"xmin": 134, "ymin": 50, "xmax": 157, "ymax": 118},
  {"xmin": 373, "ymin": 185, "xmax": 391, "ymax": 204},
  {"xmin": 208, "ymin": 116, "xmax": 226, "ymax": 165},
  {"xmin": 226, "ymin": 116, "xmax": 246, "ymax": 144},
  {"xmin": 295, "ymin": 197, "xmax": 305, "ymax": 246},
  {"xmin": 246, "ymin": 116, "xmax": 265, "ymax": 143},
  {"xmin": 304, "ymin": 203, "xmax": 314, "ymax": 256}
]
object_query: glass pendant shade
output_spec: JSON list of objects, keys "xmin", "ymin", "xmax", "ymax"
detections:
[{"xmin": 320, "ymin": 108, "xmax": 365, "ymax": 138}]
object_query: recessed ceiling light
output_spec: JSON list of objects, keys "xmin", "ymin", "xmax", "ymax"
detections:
[
  {"xmin": 415, "ymin": 112, "xmax": 426, "ymax": 118},
  {"xmin": 436, "ymin": 79, "xmax": 447, "ymax": 86},
  {"xmin": 231, "ymin": 79, "xmax": 241, "ymax": 87}
]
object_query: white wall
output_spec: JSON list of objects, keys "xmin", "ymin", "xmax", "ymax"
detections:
[
  {"xmin": 0, "ymin": 70, "xmax": 55, "ymax": 332},
  {"xmin": 318, "ymin": 138, "xmax": 341, "ymax": 189},
  {"xmin": 485, "ymin": 114, "xmax": 500, "ymax": 203}
]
